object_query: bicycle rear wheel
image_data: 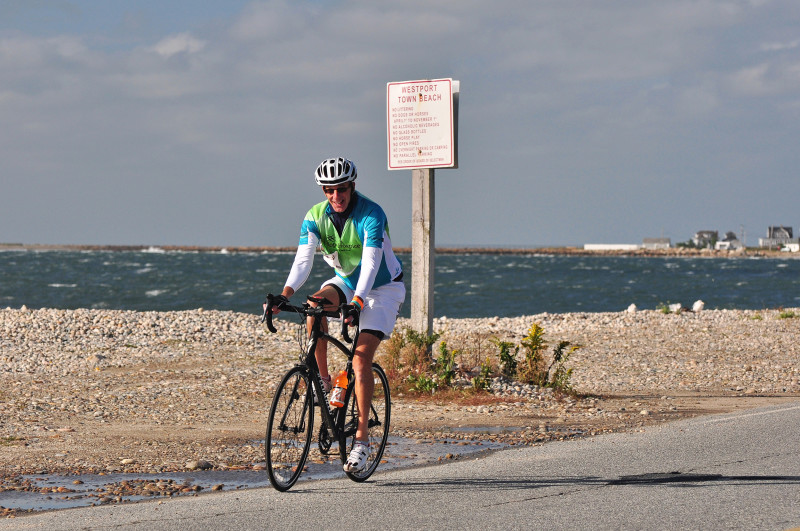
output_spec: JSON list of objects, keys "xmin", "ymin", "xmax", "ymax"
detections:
[
  {"xmin": 266, "ymin": 367, "xmax": 314, "ymax": 491},
  {"xmin": 341, "ymin": 363, "xmax": 391, "ymax": 482}
]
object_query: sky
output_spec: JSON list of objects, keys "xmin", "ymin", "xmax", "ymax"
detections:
[{"xmin": 2, "ymin": 0, "xmax": 799, "ymax": 248}]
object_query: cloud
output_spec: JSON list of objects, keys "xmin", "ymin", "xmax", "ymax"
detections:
[
  {"xmin": 148, "ymin": 32, "xmax": 206, "ymax": 58},
  {"xmin": 729, "ymin": 61, "xmax": 800, "ymax": 96},
  {"xmin": 760, "ymin": 39, "xmax": 800, "ymax": 52}
]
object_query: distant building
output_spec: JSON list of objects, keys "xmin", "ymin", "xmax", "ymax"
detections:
[
  {"xmin": 642, "ymin": 237, "xmax": 671, "ymax": 249},
  {"xmin": 583, "ymin": 244, "xmax": 640, "ymax": 251},
  {"xmin": 715, "ymin": 231, "xmax": 742, "ymax": 250},
  {"xmin": 692, "ymin": 230, "xmax": 718, "ymax": 249},
  {"xmin": 759, "ymin": 226, "xmax": 794, "ymax": 249},
  {"xmin": 782, "ymin": 239, "xmax": 800, "ymax": 252}
]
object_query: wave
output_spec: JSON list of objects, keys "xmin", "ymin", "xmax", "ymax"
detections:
[{"xmin": 145, "ymin": 289, "xmax": 167, "ymax": 297}]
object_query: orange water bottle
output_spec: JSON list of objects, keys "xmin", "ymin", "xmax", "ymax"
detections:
[{"xmin": 329, "ymin": 370, "xmax": 348, "ymax": 408}]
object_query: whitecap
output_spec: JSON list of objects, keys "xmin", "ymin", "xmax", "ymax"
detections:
[
  {"xmin": 146, "ymin": 289, "xmax": 166, "ymax": 297},
  {"xmin": 144, "ymin": 246, "xmax": 165, "ymax": 254},
  {"xmin": 49, "ymin": 283, "xmax": 77, "ymax": 288}
]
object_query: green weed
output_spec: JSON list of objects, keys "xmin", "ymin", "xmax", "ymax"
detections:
[
  {"xmin": 492, "ymin": 338, "xmax": 519, "ymax": 380},
  {"xmin": 471, "ymin": 358, "xmax": 492, "ymax": 391},
  {"xmin": 518, "ymin": 324, "xmax": 578, "ymax": 392}
]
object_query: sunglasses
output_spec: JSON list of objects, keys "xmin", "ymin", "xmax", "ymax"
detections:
[{"xmin": 323, "ymin": 185, "xmax": 351, "ymax": 195}]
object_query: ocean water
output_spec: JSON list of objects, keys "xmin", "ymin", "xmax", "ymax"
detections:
[{"xmin": 2, "ymin": 249, "xmax": 799, "ymax": 318}]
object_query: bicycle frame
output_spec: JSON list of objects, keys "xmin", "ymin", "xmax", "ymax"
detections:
[{"xmin": 263, "ymin": 295, "xmax": 360, "ymax": 443}]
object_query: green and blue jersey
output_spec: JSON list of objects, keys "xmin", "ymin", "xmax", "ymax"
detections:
[{"xmin": 298, "ymin": 192, "xmax": 403, "ymax": 293}]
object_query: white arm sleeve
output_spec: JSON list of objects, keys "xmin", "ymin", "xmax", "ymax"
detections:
[
  {"xmin": 354, "ymin": 244, "xmax": 383, "ymax": 302},
  {"xmin": 284, "ymin": 232, "xmax": 318, "ymax": 293}
]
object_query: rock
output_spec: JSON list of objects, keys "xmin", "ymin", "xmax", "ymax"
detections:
[{"xmin": 185, "ymin": 460, "xmax": 213, "ymax": 471}]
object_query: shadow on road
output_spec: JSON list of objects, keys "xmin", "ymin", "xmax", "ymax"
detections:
[{"xmin": 304, "ymin": 471, "xmax": 800, "ymax": 494}]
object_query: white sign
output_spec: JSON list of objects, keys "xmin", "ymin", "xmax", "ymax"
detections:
[{"xmin": 387, "ymin": 78, "xmax": 458, "ymax": 170}]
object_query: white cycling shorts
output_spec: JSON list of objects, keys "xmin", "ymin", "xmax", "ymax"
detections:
[{"xmin": 321, "ymin": 277, "xmax": 406, "ymax": 338}]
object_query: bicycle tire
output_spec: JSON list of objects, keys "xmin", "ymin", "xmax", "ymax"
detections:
[
  {"xmin": 341, "ymin": 363, "xmax": 391, "ymax": 482},
  {"xmin": 265, "ymin": 367, "xmax": 314, "ymax": 491}
]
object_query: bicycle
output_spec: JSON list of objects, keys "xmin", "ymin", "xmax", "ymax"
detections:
[{"xmin": 261, "ymin": 293, "xmax": 391, "ymax": 491}]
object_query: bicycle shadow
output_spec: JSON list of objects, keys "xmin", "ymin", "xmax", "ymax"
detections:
[{"xmin": 300, "ymin": 471, "xmax": 800, "ymax": 493}]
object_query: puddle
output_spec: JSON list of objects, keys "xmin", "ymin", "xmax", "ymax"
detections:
[
  {"xmin": 451, "ymin": 425, "xmax": 589, "ymax": 436},
  {"xmin": 451, "ymin": 426, "xmax": 523, "ymax": 434},
  {"xmin": 0, "ymin": 436, "xmax": 506, "ymax": 513}
]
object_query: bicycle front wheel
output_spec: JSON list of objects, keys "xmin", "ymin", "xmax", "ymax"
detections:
[
  {"xmin": 266, "ymin": 367, "xmax": 314, "ymax": 491},
  {"xmin": 341, "ymin": 363, "xmax": 391, "ymax": 482}
]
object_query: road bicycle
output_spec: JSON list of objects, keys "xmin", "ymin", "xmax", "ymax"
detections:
[{"xmin": 261, "ymin": 293, "xmax": 391, "ymax": 491}]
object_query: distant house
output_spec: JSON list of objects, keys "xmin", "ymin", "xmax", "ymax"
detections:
[
  {"xmin": 692, "ymin": 230, "xmax": 718, "ymax": 249},
  {"xmin": 583, "ymin": 244, "xmax": 640, "ymax": 251},
  {"xmin": 715, "ymin": 231, "xmax": 742, "ymax": 250},
  {"xmin": 782, "ymin": 239, "xmax": 800, "ymax": 252},
  {"xmin": 759, "ymin": 226, "xmax": 794, "ymax": 249},
  {"xmin": 642, "ymin": 237, "xmax": 671, "ymax": 249}
]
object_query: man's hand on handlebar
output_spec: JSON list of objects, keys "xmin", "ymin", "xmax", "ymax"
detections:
[
  {"xmin": 267, "ymin": 294, "xmax": 290, "ymax": 314},
  {"xmin": 263, "ymin": 288, "xmax": 294, "ymax": 316},
  {"xmin": 344, "ymin": 297, "xmax": 363, "ymax": 327}
]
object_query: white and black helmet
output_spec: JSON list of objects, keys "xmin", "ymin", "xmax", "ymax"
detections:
[{"xmin": 314, "ymin": 157, "xmax": 357, "ymax": 186}]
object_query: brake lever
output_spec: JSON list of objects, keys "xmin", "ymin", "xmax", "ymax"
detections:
[
  {"xmin": 262, "ymin": 294, "xmax": 278, "ymax": 333},
  {"xmin": 340, "ymin": 303, "xmax": 353, "ymax": 344}
]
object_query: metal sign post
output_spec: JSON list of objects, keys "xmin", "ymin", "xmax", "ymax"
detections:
[{"xmin": 387, "ymin": 78, "xmax": 459, "ymax": 338}]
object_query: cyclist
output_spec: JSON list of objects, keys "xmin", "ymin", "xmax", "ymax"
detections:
[{"xmin": 269, "ymin": 156, "xmax": 405, "ymax": 473}]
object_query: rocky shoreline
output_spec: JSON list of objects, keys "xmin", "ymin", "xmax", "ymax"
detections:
[{"xmin": 1, "ymin": 306, "xmax": 799, "ymax": 514}]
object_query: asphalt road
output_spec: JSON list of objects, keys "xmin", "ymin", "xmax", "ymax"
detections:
[{"xmin": 4, "ymin": 401, "xmax": 800, "ymax": 530}]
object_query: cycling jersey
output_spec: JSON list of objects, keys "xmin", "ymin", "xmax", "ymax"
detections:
[{"xmin": 285, "ymin": 192, "xmax": 403, "ymax": 302}]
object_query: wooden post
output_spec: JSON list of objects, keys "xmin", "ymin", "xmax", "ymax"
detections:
[{"xmin": 411, "ymin": 168, "xmax": 435, "ymax": 338}]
